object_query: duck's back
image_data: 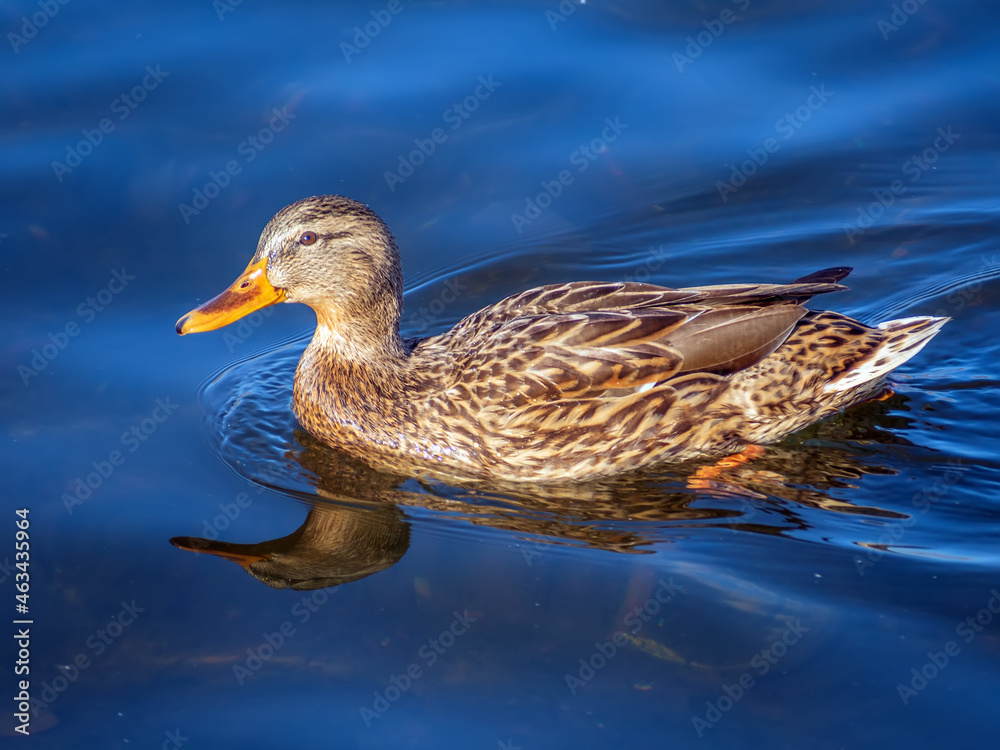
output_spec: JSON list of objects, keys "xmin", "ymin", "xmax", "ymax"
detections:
[{"xmin": 392, "ymin": 268, "xmax": 943, "ymax": 480}]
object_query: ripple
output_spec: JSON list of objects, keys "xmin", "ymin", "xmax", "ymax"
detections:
[
  {"xmin": 195, "ymin": 307, "xmax": 962, "ymax": 564},
  {"xmin": 200, "ymin": 340, "xmax": 314, "ymax": 495}
]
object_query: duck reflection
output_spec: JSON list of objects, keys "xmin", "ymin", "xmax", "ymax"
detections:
[
  {"xmin": 171, "ymin": 501, "xmax": 409, "ymax": 590},
  {"xmin": 171, "ymin": 393, "xmax": 917, "ymax": 590}
]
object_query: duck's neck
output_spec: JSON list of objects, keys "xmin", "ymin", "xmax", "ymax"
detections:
[{"xmin": 292, "ymin": 311, "xmax": 412, "ymax": 452}]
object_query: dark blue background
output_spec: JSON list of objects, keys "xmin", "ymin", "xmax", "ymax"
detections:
[{"xmin": 3, "ymin": 0, "xmax": 999, "ymax": 747}]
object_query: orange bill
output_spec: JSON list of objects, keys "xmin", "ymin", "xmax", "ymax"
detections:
[
  {"xmin": 169, "ymin": 537, "xmax": 270, "ymax": 570},
  {"xmin": 175, "ymin": 256, "xmax": 285, "ymax": 335}
]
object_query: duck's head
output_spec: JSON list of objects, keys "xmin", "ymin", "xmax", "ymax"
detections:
[{"xmin": 176, "ymin": 195, "xmax": 404, "ymax": 351}]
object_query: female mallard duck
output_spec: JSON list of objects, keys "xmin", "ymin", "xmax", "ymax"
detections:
[{"xmin": 176, "ymin": 195, "xmax": 946, "ymax": 482}]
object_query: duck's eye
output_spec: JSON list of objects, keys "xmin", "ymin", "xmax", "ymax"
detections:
[{"xmin": 298, "ymin": 231, "xmax": 318, "ymax": 246}]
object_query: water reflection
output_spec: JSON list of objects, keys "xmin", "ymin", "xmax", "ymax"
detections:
[
  {"xmin": 172, "ymin": 389, "xmax": 917, "ymax": 589},
  {"xmin": 171, "ymin": 500, "xmax": 410, "ymax": 591}
]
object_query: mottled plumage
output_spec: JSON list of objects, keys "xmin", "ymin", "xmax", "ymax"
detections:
[{"xmin": 177, "ymin": 195, "xmax": 947, "ymax": 482}]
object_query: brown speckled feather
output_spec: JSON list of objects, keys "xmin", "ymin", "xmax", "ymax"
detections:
[
  {"xmin": 383, "ymin": 275, "xmax": 913, "ymax": 480},
  {"xmin": 179, "ymin": 196, "xmax": 948, "ymax": 482}
]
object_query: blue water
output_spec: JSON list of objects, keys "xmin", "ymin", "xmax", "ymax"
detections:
[{"xmin": 4, "ymin": 0, "xmax": 1000, "ymax": 747}]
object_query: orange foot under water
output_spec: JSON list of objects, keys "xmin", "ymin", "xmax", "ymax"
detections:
[{"xmin": 686, "ymin": 444, "xmax": 768, "ymax": 495}]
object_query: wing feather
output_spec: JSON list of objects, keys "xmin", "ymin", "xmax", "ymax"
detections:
[
  {"xmin": 668, "ymin": 305, "xmax": 806, "ymax": 374},
  {"xmin": 416, "ymin": 271, "xmax": 851, "ymax": 441}
]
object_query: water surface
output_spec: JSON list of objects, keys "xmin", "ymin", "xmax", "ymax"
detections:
[{"xmin": 3, "ymin": 0, "xmax": 1000, "ymax": 747}]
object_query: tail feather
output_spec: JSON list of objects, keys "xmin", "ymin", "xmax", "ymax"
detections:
[
  {"xmin": 792, "ymin": 266, "xmax": 853, "ymax": 285},
  {"xmin": 823, "ymin": 316, "xmax": 949, "ymax": 393}
]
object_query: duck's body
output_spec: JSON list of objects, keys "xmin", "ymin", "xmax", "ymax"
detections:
[{"xmin": 178, "ymin": 196, "xmax": 947, "ymax": 482}]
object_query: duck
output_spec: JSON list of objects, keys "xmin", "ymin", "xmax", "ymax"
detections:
[
  {"xmin": 170, "ymin": 500, "xmax": 410, "ymax": 591},
  {"xmin": 176, "ymin": 195, "xmax": 947, "ymax": 482}
]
